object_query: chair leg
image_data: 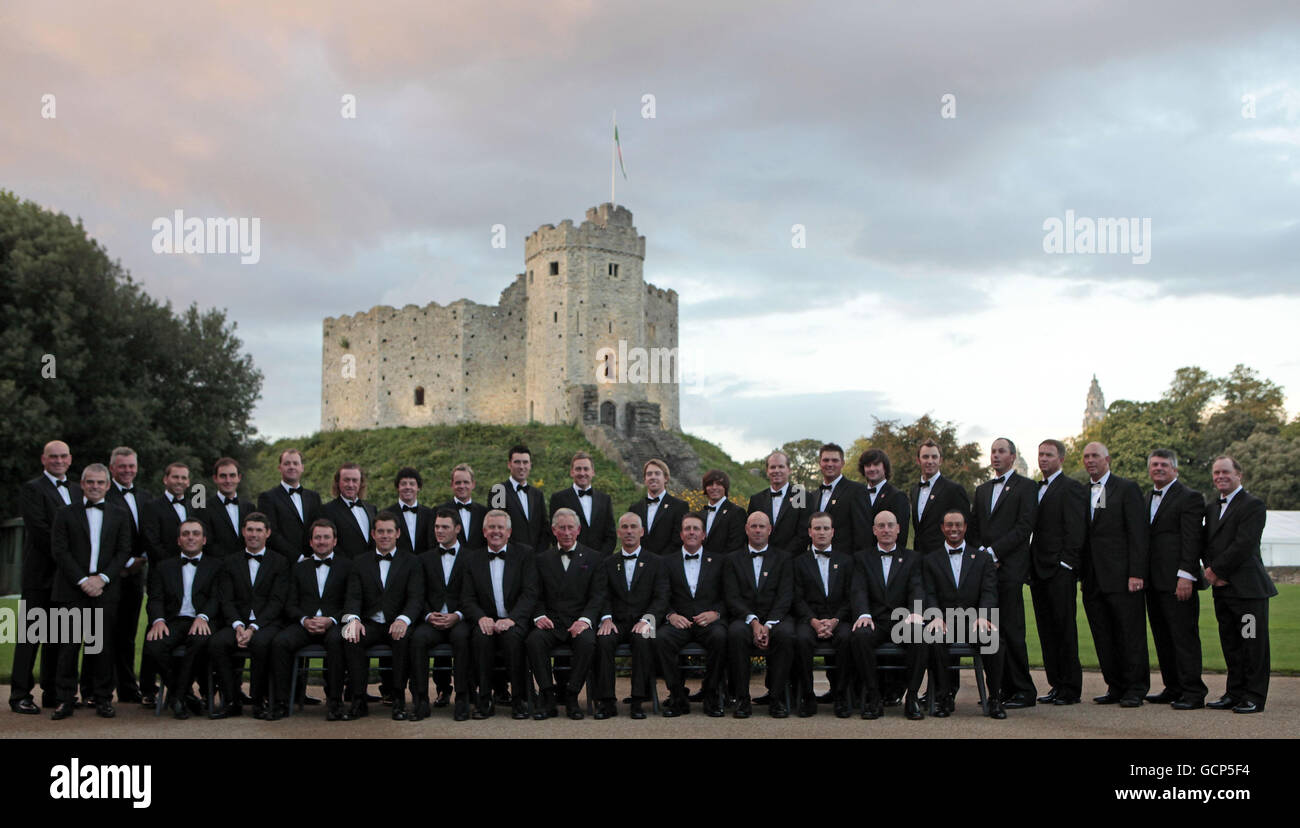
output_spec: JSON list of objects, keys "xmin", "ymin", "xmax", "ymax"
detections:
[
  {"xmin": 288, "ymin": 657, "xmax": 299, "ymax": 719},
  {"xmin": 973, "ymin": 654, "xmax": 988, "ymax": 715}
]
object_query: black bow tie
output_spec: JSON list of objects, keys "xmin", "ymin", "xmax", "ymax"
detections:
[
  {"xmin": 515, "ymin": 484, "xmax": 529, "ymax": 493},
  {"xmin": 86, "ymin": 501, "xmax": 105, "ymax": 510},
  {"xmin": 171, "ymin": 496, "xmax": 186, "ymax": 505},
  {"xmin": 814, "ymin": 550, "xmax": 832, "ymax": 558},
  {"xmin": 1151, "ymin": 490, "xmax": 1163, "ymax": 498},
  {"xmin": 119, "ymin": 487, "xmax": 135, "ymax": 495},
  {"xmin": 347, "ymin": 500, "xmax": 363, "ymax": 509},
  {"xmin": 182, "ymin": 557, "xmax": 200, "ymax": 566},
  {"xmin": 376, "ymin": 553, "xmax": 394, "ymax": 562},
  {"xmin": 559, "ymin": 549, "xmax": 575, "ymax": 557},
  {"xmin": 866, "ymin": 486, "xmax": 877, "ymax": 494},
  {"xmin": 646, "ymin": 496, "xmax": 660, "ymax": 504},
  {"xmin": 223, "ymin": 496, "xmax": 239, "ymax": 506},
  {"xmin": 1218, "ymin": 498, "xmax": 1228, "ymax": 505},
  {"xmin": 991, "ymin": 476, "xmax": 1005, "ymax": 485},
  {"xmin": 879, "ymin": 549, "xmax": 896, "ymax": 557},
  {"xmin": 1039, "ymin": 479, "xmax": 1051, "ymax": 487},
  {"xmin": 487, "ymin": 550, "xmax": 506, "ymax": 560},
  {"xmin": 919, "ymin": 480, "xmax": 932, "ymax": 489},
  {"xmin": 287, "ymin": 486, "xmax": 303, "ymax": 496},
  {"xmin": 706, "ymin": 505, "xmax": 718, "ymax": 512},
  {"xmin": 750, "ymin": 550, "xmax": 766, "ymax": 559},
  {"xmin": 684, "ymin": 553, "xmax": 701, "ymax": 560},
  {"xmin": 313, "ymin": 558, "xmax": 333, "ymax": 568},
  {"xmin": 400, "ymin": 504, "xmax": 417, "ymax": 512},
  {"xmin": 576, "ymin": 489, "xmax": 592, "ymax": 497},
  {"xmin": 819, "ymin": 484, "xmax": 833, "ymax": 491},
  {"xmin": 457, "ymin": 502, "xmax": 472, "ymax": 511},
  {"xmin": 769, "ymin": 490, "xmax": 784, "ymax": 498},
  {"xmin": 622, "ymin": 553, "xmax": 639, "ymax": 561},
  {"xmin": 55, "ymin": 479, "xmax": 68, "ymax": 488},
  {"xmin": 245, "ymin": 552, "xmax": 263, "ymax": 561},
  {"xmin": 947, "ymin": 547, "xmax": 965, "ymax": 556},
  {"xmin": 440, "ymin": 547, "xmax": 457, "ymax": 556}
]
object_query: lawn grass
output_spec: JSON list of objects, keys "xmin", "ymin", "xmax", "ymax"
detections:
[{"xmin": 2, "ymin": 584, "xmax": 1296, "ymax": 683}]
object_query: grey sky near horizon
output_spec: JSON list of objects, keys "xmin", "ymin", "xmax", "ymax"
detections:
[{"xmin": 3, "ymin": 1, "xmax": 1298, "ymax": 465}]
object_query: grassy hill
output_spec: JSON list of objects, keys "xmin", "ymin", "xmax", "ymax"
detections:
[{"xmin": 245, "ymin": 423, "xmax": 764, "ymax": 512}]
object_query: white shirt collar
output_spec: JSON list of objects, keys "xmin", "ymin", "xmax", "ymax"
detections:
[{"xmin": 1090, "ymin": 470, "xmax": 1111, "ymax": 487}]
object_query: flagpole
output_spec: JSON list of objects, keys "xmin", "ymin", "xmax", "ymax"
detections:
[{"xmin": 610, "ymin": 110, "xmax": 616, "ymax": 205}]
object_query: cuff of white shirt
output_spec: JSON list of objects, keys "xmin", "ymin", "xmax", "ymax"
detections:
[
  {"xmin": 745, "ymin": 614, "xmax": 758, "ymax": 624},
  {"xmin": 249, "ymin": 623, "xmax": 259, "ymax": 631},
  {"xmin": 639, "ymin": 614, "xmax": 654, "ymax": 626},
  {"xmin": 533, "ymin": 615, "xmax": 548, "ymax": 624},
  {"xmin": 77, "ymin": 576, "xmax": 88, "ymax": 585},
  {"xmin": 233, "ymin": 621, "xmax": 245, "ymax": 630},
  {"xmin": 764, "ymin": 619, "xmax": 779, "ymax": 627},
  {"xmin": 1060, "ymin": 562, "xmax": 1072, "ymax": 570},
  {"xmin": 396, "ymin": 615, "xmax": 411, "ymax": 626},
  {"xmin": 152, "ymin": 618, "xmax": 164, "ymax": 626},
  {"xmin": 454, "ymin": 610, "xmax": 463, "ymax": 620},
  {"xmin": 299, "ymin": 617, "xmax": 310, "ymax": 627},
  {"xmin": 1176, "ymin": 570, "xmax": 1195, "ymax": 581},
  {"xmin": 341, "ymin": 614, "xmax": 359, "ymax": 625},
  {"xmin": 578, "ymin": 616, "xmax": 592, "ymax": 628},
  {"xmin": 600, "ymin": 614, "xmax": 612, "ymax": 622},
  {"xmin": 198, "ymin": 614, "xmax": 209, "ymax": 622},
  {"xmin": 857, "ymin": 614, "xmax": 871, "ymax": 622},
  {"xmin": 985, "ymin": 547, "xmax": 997, "ymax": 562},
  {"xmin": 126, "ymin": 557, "xmax": 137, "ymax": 569}
]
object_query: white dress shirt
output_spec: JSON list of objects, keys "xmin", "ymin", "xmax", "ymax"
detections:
[
  {"xmin": 945, "ymin": 544, "xmax": 965, "ymax": 584},
  {"xmin": 1089, "ymin": 471, "xmax": 1111, "ymax": 518},
  {"xmin": 399, "ymin": 500, "xmax": 419, "ymax": 544},
  {"xmin": 514, "ymin": 483, "xmax": 530, "ymax": 520},
  {"xmin": 818, "ymin": 476, "xmax": 842, "ymax": 511},
  {"xmin": 573, "ymin": 485, "xmax": 594, "ymax": 524},
  {"xmin": 1219, "ymin": 485, "xmax": 1243, "ymax": 517},
  {"xmin": 682, "ymin": 546, "xmax": 703, "ymax": 596},
  {"xmin": 705, "ymin": 498, "xmax": 725, "ymax": 534},
  {"xmin": 917, "ymin": 473, "xmax": 941, "ymax": 520},
  {"xmin": 47, "ymin": 470, "xmax": 72, "ymax": 506},
  {"xmin": 767, "ymin": 487, "xmax": 786, "ymax": 524},
  {"xmin": 488, "ymin": 547, "xmax": 508, "ymax": 617},
  {"xmin": 1038, "ymin": 469, "xmax": 1061, "ymax": 503},
  {"xmin": 281, "ymin": 480, "xmax": 304, "ymax": 522},
  {"xmin": 812, "ymin": 546, "xmax": 833, "ymax": 594}
]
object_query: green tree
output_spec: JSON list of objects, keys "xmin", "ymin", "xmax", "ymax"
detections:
[
  {"xmin": 0, "ymin": 191, "xmax": 263, "ymax": 514},
  {"xmin": 847, "ymin": 414, "xmax": 988, "ymax": 496},
  {"xmin": 776, "ymin": 438, "xmax": 824, "ymax": 490},
  {"xmin": 1224, "ymin": 431, "xmax": 1300, "ymax": 510}
]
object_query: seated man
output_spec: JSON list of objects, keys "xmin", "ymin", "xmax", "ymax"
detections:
[
  {"xmin": 656, "ymin": 512, "xmax": 728, "ymax": 717},
  {"xmin": 210, "ymin": 512, "xmax": 290, "ymax": 719},
  {"xmin": 793, "ymin": 512, "xmax": 854, "ymax": 718},
  {"xmin": 921, "ymin": 509, "xmax": 1006, "ymax": 719},
  {"xmin": 270, "ymin": 520, "xmax": 356, "ymax": 721},
  {"xmin": 526, "ymin": 508, "xmax": 605, "ymax": 720},
  {"xmin": 850, "ymin": 510, "xmax": 928, "ymax": 720},
  {"xmin": 460, "ymin": 509, "xmax": 538, "ymax": 719},
  {"xmin": 341, "ymin": 512, "xmax": 423, "ymax": 721},
  {"xmin": 724, "ymin": 511, "xmax": 794, "ymax": 719},
  {"xmin": 409, "ymin": 508, "xmax": 472, "ymax": 721},
  {"xmin": 143, "ymin": 519, "xmax": 223, "ymax": 719},
  {"xmin": 595, "ymin": 513, "xmax": 667, "ymax": 720}
]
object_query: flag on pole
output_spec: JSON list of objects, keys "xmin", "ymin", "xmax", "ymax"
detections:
[{"xmin": 614, "ymin": 122, "xmax": 628, "ymax": 180}]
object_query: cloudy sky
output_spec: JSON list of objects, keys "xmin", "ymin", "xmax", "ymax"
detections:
[{"xmin": 3, "ymin": 1, "xmax": 1298, "ymax": 465}]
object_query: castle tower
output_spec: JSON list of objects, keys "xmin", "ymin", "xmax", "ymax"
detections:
[{"xmin": 1083, "ymin": 374, "xmax": 1107, "ymax": 431}]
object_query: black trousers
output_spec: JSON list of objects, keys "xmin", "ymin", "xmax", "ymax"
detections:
[
  {"xmin": 595, "ymin": 626, "xmax": 656, "ymax": 703},
  {"xmin": 726, "ymin": 618, "xmax": 793, "ymax": 702},
  {"xmin": 1082, "ymin": 585, "xmax": 1149, "ymax": 699},
  {"xmin": 410, "ymin": 621, "xmax": 471, "ymax": 700},
  {"xmin": 656, "ymin": 621, "xmax": 727, "ymax": 697},
  {"xmin": 1147, "ymin": 587, "xmax": 1208, "ymax": 703},
  {"xmin": 1213, "ymin": 591, "xmax": 1270, "ymax": 705},
  {"xmin": 851, "ymin": 622, "xmax": 926, "ymax": 699},
  {"xmin": 470, "ymin": 622, "xmax": 528, "ymax": 701},
  {"xmin": 929, "ymin": 620, "xmax": 1003, "ymax": 701},
  {"xmin": 997, "ymin": 579, "xmax": 1036, "ymax": 698},
  {"xmin": 526, "ymin": 625, "xmax": 596, "ymax": 695},
  {"xmin": 9, "ymin": 588, "xmax": 59, "ymax": 704},
  {"xmin": 113, "ymin": 573, "xmax": 145, "ymax": 699},
  {"xmin": 343, "ymin": 620, "xmax": 412, "ymax": 704},
  {"xmin": 141, "ymin": 616, "xmax": 210, "ymax": 701},
  {"xmin": 1030, "ymin": 568, "xmax": 1082, "ymax": 699},
  {"xmin": 54, "ymin": 598, "xmax": 117, "ymax": 705},
  {"xmin": 793, "ymin": 621, "xmax": 853, "ymax": 698},
  {"xmin": 210, "ymin": 623, "xmax": 281, "ymax": 705},
  {"xmin": 271, "ymin": 623, "xmax": 346, "ymax": 703}
]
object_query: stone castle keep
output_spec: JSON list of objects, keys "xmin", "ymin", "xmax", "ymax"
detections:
[{"xmin": 321, "ymin": 204, "xmax": 682, "ymax": 440}]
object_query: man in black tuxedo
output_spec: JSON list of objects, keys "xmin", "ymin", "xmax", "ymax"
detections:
[
  {"xmin": 210, "ymin": 512, "xmax": 288, "ymax": 719},
  {"xmin": 1203, "ymin": 456, "xmax": 1275, "ymax": 714},
  {"xmin": 320, "ymin": 463, "xmax": 377, "ymax": 560},
  {"xmin": 857, "ymin": 449, "xmax": 911, "ymax": 550},
  {"xmin": 1144, "ymin": 449, "xmax": 1209, "ymax": 710},
  {"xmin": 628, "ymin": 458, "xmax": 689, "ymax": 557},
  {"xmin": 440, "ymin": 463, "xmax": 488, "ymax": 549},
  {"xmin": 910, "ymin": 440, "xmax": 971, "ymax": 555},
  {"xmin": 138, "ymin": 461, "xmax": 196, "ymax": 705},
  {"xmin": 921, "ymin": 509, "xmax": 1006, "ymax": 719},
  {"xmin": 460, "ymin": 509, "xmax": 538, "ymax": 719},
  {"xmin": 388, "ymin": 466, "xmax": 433, "ymax": 557},
  {"xmin": 812, "ymin": 443, "xmax": 871, "ymax": 555},
  {"xmin": 341, "ymin": 512, "xmax": 423, "ymax": 721},
  {"xmin": 1081, "ymin": 442, "xmax": 1151, "ymax": 707},
  {"xmin": 1029, "ymin": 439, "xmax": 1086, "ymax": 705},
  {"xmin": 850, "ymin": 510, "xmax": 928, "ymax": 720},
  {"xmin": 594, "ymin": 512, "xmax": 667, "ymax": 720},
  {"xmin": 256, "ymin": 448, "xmax": 323, "ymax": 562},
  {"xmin": 143, "ymin": 519, "xmax": 222, "ymax": 719},
  {"xmin": 549, "ymin": 451, "xmax": 617, "ymax": 555},
  {"xmin": 104, "ymin": 446, "xmax": 152, "ymax": 705},
  {"xmin": 747, "ymin": 451, "xmax": 810, "ymax": 553},
  {"xmin": 792, "ymin": 512, "xmax": 854, "ymax": 718},
  {"xmin": 968, "ymin": 438, "xmax": 1038, "ymax": 708},
  {"xmin": 269, "ymin": 519, "xmax": 355, "ymax": 721},
  {"xmin": 725, "ymin": 511, "xmax": 795, "ymax": 719},
  {"xmin": 9, "ymin": 440, "xmax": 79, "ymax": 715},
  {"xmin": 409, "ymin": 508, "xmax": 473, "ymax": 721},
  {"xmin": 656, "ymin": 513, "xmax": 728, "ymax": 717},
  {"xmin": 701, "ymin": 469, "xmax": 746, "ymax": 557},
  {"xmin": 198, "ymin": 457, "xmax": 252, "ymax": 559},
  {"xmin": 527, "ymin": 509, "xmax": 604, "ymax": 720},
  {"xmin": 49, "ymin": 464, "xmax": 130, "ymax": 720},
  {"xmin": 493, "ymin": 444, "xmax": 548, "ymax": 552}
]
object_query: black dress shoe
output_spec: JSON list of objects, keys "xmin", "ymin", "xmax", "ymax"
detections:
[
  {"xmin": 593, "ymin": 703, "xmax": 610, "ymax": 721},
  {"xmin": 345, "ymin": 699, "xmax": 369, "ymax": 720},
  {"xmin": 834, "ymin": 699, "xmax": 851, "ymax": 719},
  {"xmin": 904, "ymin": 696, "xmax": 924, "ymax": 720},
  {"xmin": 1053, "ymin": 696, "xmax": 1081, "ymax": 705},
  {"xmin": 183, "ymin": 694, "xmax": 204, "ymax": 715},
  {"xmin": 988, "ymin": 699, "xmax": 1007, "ymax": 720},
  {"xmin": 268, "ymin": 703, "xmax": 289, "ymax": 721},
  {"xmin": 1002, "ymin": 694, "xmax": 1035, "ymax": 709},
  {"xmin": 770, "ymin": 700, "xmax": 789, "ymax": 719},
  {"xmin": 209, "ymin": 704, "xmax": 235, "ymax": 720},
  {"xmin": 1171, "ymin": 699, "xmax": 1204, "ymax": 710},
  {"xmin": 51, "ymin": 702, "xmax": 75, "ymax": 720},
  {"xmin": 454, "ymin": 696, "xmax": 470, "ymax": 721},
  {"xmin": 433, "ymin": 689, "xmax": 451, "ymax": 708},
  {"xmin": 511, "ymin": 703, "xmax": 529, "ymax": 720},
  {"xmin": 1093, "ymin": 693, "xmax": 1122, "ymax": 705},
  {"xmin": 253, "ymin": 704, "xmax": 270, "ymax": 720},
  {"xmin": 932, "ymin": 700, "xmax": 950, "ymax": 718},
  {"xmin": 567, "ymin": 703, "xmax": 585, "ymax": 720},
  {"xmin": 10, "ymin": 699, "xmax": 40, "ymax": 715},
  {"xmin": 1206, "ymin": 695, "xmax": 1238, "ymax": 710},
  {"xmin": 1037, "ymin": 688, "xmax": 1059, "ymax": 704},
  {"xmin": 630, "ymin": 702, "xmax": 646, "ymax": 720},
  {"xmin": 797, "ymin": 696, "xmax": 817, "ymax": 718},
  {"xmin": 1145, "ymin": 691, "xmax": 1178, "ymax": 704},
  {"xmin": 1119, "ymin": 697, "xmax": 1143, "ymax": 708},
  {"xmin": 704, "ymin": 701, "xmax": 724, "ymax": 718},
  {"xmin": 391, "ymin": 704, "xmax": 408, "ymax": 721},
  {"xmin": 862, "ymin": 699, "xmax": 883, "ymax": 720},
  {"xmin": 661, "ymin": 699, "xmax": 680, "ymax": 718},
  {"xmin": 1232, "ymin": 700, "xmax": 1263, "ymax": 714},
  {"xmin": 734, "ymin": 698, "xmax": 752, "ymax": 719},
  {"xmin": 410, "ymin": 699, "xmax": 431, "ymax": 721},
  {"xmin": 326, "ymin": 701, "xmax": 345, "ymax": 722},
  {"xmin": 539, "ymin": 689, "xmax": 558, "ymax": 720},
  {"xmin": 171, "ymin": 700, "xmax": 190, "ymax": 720}
]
